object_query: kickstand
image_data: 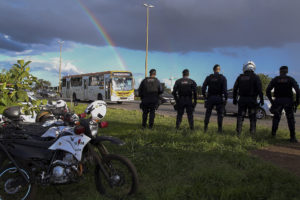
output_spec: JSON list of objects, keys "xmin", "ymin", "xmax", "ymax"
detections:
[{"xmin": 53, "ymin": 186, "xmax": 63, "ymax": 198}]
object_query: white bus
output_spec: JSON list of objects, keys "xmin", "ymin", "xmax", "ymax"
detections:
[{"xmin": 61, "ymin": 71, "xmax": 134, "ymax": 103}]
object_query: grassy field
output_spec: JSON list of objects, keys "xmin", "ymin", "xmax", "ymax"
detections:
[{"xmin": 34, "ymin": 104, "xmax": 300, "ymax": 200}]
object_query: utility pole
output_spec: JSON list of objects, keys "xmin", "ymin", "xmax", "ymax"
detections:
[
  {"xmin": 144, "ymin": 3, "xmax": 154, "ymax": 78},
  {"xmin": 58, "ymin": 40, "xmax": 64, "ymax": 93}
]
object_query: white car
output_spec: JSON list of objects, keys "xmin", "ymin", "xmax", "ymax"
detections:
[
  {"xmin": 224, "ymin": 91, "xmax": 284, "ymax": 119},
  {"xmin": 225, "ymin": 98, "xmax": 272, "ymax": 119}
]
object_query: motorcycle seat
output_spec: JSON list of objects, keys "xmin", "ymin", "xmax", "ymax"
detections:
[{"xmin": 13, "ymin": 138, "xmax": 55, "ymax": 149}]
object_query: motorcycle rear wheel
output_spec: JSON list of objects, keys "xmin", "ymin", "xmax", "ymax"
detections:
[
  {"xmin": 0, "ymin": 165, "xmax": 36, "ymax": 200},
  {"xmin": 94, "ymin": 154, "xmax": 138, "ymax": 199}
]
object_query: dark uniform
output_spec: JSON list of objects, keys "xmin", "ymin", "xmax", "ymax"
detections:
[
  {"xmin": 138, "ymin": 77, "xmax": 163, "ymax": 128},
  {"xmin": 172, "ymin": 77, "xmax": 197, "ymax": 130},
  {"xmin": 202, "ymin": 72, "xmax": 228, "ymax": 132},
  {"xmin": 233, "ymin": 71, "xmax": 264, "ymax": 134},
  {"xmin": 266, "ymin": 74, "xmax": 299, "ymax": 141}
]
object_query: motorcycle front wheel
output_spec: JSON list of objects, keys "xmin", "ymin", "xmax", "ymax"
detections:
[
  {"xmin": 94, "ymin": 154, "xmax": 138, "ymax": 199},
  {"xmin": 0, "ymin": 166, "xmax": 36, "ymax": 200}
]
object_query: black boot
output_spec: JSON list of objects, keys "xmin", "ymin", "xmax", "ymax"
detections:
[
  {"xmin": 218, "ymin": 126, "xmax": 223, "ymax": 134},
  {"xmin": 290, "ymin": 131, "xmax": 298, "ymax": 143},
  {"xmin": 250, "ymin": 121, "xmax": 256, "ymax": 135},
  {"xmin": 236, "ymin": 118, "xmax": 243, "ymax": 136},
  {"xmin": 290, "ymin": 137, "xmax": 298, "ymax": 143},
  {"xmin": 217, "ymin": 120, "xmax": 223, "ymax": 133},
  {"xmin": 204, "ymin": 123, "xmax": 208, "ymax": 132},
  {"xmin": 176, "ymin": 122, "xmax": 181, "ymax": 130}
]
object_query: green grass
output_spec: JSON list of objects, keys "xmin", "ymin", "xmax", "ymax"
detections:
[{"xmin": 35, "ymin": 104, "xmax": 300, "ymax": 200}]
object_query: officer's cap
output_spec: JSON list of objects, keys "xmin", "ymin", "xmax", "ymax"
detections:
[
  {"xmin": 280, "ymin": 66, "xmax": 288, "ymax": 71},
  {"xmin": 182, "ymin": 69, "xmax": 189, "ymax": 76},
  {"xmin": 149, "ymin": 69, "xmax": 156, "ymax": 75},
  {"xmin": 213, "ymin": 64, "xmax": 220, "ymax": 71}
]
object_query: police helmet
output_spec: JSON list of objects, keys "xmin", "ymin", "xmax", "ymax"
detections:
[
  {"xmin": 85, "ymin": 100, "xmax": 107, "ymax": 121},
  {"xmin": 243, "ymin": 61, "xmax": 256, "ymax": 72},
  {"xmin": 56, "ymin": 100, "xmax": 67, "ymax": 108}
]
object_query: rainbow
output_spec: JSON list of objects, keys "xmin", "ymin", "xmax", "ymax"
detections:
[{"xmin": 77, "ymin": 0, "xmax": 127, "ymax": 70}]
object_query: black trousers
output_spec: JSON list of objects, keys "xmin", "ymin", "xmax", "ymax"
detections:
[
  {"xmin": 271, "ymin": 98, "xmax": 295, "ymax": 138},
  {"xmin": 204, "ymin": 95, "xmax": 224, "ymax": 128},
  {"xmin": 236, "ymin": 97, "xmax": 257, "ymax": 134},
  {"xmin": 176, "ymin": 97, "xmax": 194, "ymax": 129},
  {"xmin": 142, "ymin": 103, "xmax": 156, "ymax": 128}
]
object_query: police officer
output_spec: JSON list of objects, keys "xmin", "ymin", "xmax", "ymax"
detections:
[
  {"xmin": 202, "ymin": 64, "xmax": 228, "ymax": 133},
  {"xmin": 138, "ymin": 69, "xmax": 163, "ymax": 129},
  {"xmin": 172, "ymin": 69, "xmax": 197, "ymax": 130},
  {"xmin": 233, "ymin": 61, "xmax": 264, "ymax": 135},
  {"xmin": 266, "ymin": 66, "xmax": 300, "ymax": 142}
]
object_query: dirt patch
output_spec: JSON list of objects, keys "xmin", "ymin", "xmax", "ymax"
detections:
[{"xmin": 251, "ymin": 143, "xmax": 300, "ymax": 176}]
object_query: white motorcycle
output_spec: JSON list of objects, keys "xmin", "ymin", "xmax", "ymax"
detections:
[{"xmin": 0, "ymin": 101, "xmax": 139, "ymax": 200}]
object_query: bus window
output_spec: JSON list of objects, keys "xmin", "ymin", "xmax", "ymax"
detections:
[
  {"xmin": 89, "ymin": 76, "xmax": 104, "ymax": 86},
  {"xmin": 62, "ymin": 78, "xmax": 66, "ymax": 87},
  {"xmin": 112, "ymin": 77, "xmax": 133, "ymax": 91},
  {"xmin": 71, "ymin": 77, "xmax": 82, "ymax": 87}
]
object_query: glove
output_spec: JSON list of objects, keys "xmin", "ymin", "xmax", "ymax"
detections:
[
  {"xmin": 260, "ymin": 100, "xmax": 264, "ymax": 106},
  {"xmin": 139, "ymin": 103, "xmax": 143, "ymax": 109},
  {"xmin": 193, "ymin": 102, "xmax": 197, "ymax": 108},
  {"xmin": 294, "ymin": 101, "xmax": 299, "ymax": 113},
  {"xmin": 233, "ymin": 99, "xmax": 237, "ymax": 105},
  {"xmin": 173, "ymin": 104, "xmax": 178, "ymax": 111},
  {"xmin": 204, "ymin": 100, "xmax": 208, "ymax": 108},
  {"xmin": 155, "ymin": 104, "xmax": 159, "ymax": 110}
]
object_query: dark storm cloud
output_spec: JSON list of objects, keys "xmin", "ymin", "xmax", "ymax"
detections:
[
  {"xmin": 1, "ymin": 0, "xmax": 300, "ymax": 53},
  {"xmin": 0, "ymin": 33, "xmax": 27, "ymax": 52}
]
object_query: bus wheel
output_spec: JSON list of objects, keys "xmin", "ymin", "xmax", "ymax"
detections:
[
  {"xmin": 117, "ymin": 101, "xmax": 123, "ymax": 104},
  {"xmin": 98, "ymin": 94, "xmax": 103, "ymax": 100}
]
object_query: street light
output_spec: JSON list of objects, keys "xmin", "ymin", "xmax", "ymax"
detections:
[
  {"xmin": 57, "ymin": 40, "xmax": 64, "ymax": 93},
  {"xmin": 169, "ymin": 76, "xmax": 177, "ymax": 91},
  {"xmin": 144, "ymin": 3, "xmax": 154, "ymax": 78}
]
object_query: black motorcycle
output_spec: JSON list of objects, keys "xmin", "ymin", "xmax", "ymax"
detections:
[{"xmin": 0, "ymin": 106, "xmax": 138, "ymax": 200}]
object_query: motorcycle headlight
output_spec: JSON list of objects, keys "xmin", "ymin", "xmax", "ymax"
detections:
[{"xmin": 89, "ymin": 121, "xmax": 99, "ymax": 137}]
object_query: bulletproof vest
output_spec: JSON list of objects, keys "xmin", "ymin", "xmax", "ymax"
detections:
[
  {"xmin": 207, "ymin": 74, "xmax": 223, "ymax": 96},
  {"xmin": 273, "ymin": 76, "xmax": 293, "ymax": 98},
  {"xmin": 178, "ymin": 78, "xmax": 193, "ymax": 96},
  {"xmin": 238, "ymin": 73, "xmax": 257, "ymax": 97},
  {"xmin": 144, "ymin": 77, "xmax": 159, "ymax": 93}
]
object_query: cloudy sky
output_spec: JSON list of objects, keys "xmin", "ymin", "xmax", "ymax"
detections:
[{"xmin": 1, "ymin": 0, "xmax": 300, "ymax": 88}]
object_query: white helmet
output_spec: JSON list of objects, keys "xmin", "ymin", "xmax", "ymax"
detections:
[
  {"xmin": 56, "ymin": 100, "xmax": 67, "ymax": 108},
  {"xmin": 243, "ymin": 61, "xmax": 256, "ymax": 72},
  {"xmin": 85, "ymin": 100, "xmax": 107, "ymax": 121}
]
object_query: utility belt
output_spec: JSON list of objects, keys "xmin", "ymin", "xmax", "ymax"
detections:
[
  {"xmin": 239, "ymin": 95, "xmax": 257, "ymax": 98},
  {"xmin": 178, "ymin": 95, "xmax": 192, "ymax": 98},
  {"xmin": 274, "ymin": 96, "xmax": 293, "ymax": 99},
  {"xmin": 207, "ymin": 94, "xmax": 222, "ymax": 97}
]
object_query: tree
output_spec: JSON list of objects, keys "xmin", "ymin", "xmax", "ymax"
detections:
[
  {"xmin": 161, "ymin": 83, "xmax": 171, "ymax": 94},
  {"xmin": 34, "ymin": 79, "xmax": 51, "ymax": 90},
  {"xmin": 257, "ymin": 73, "xmax": 272, "ymax": 95},
  {"xmin": 0, "ymin": 60, "xmax": 43, "ymax": 113},
  {"xmin": 196, "ymin": 86, "xmax": 202, "ymax": 96}
]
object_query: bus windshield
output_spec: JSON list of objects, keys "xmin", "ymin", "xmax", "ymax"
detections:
[{"xmin": 112, "ymin": 77, "xmax": 133, "ymax": 91}]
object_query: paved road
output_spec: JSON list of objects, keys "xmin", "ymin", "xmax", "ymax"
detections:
[{"xmin": 107, "ymin": 101, "xmax": 300, "ymax": 130}]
